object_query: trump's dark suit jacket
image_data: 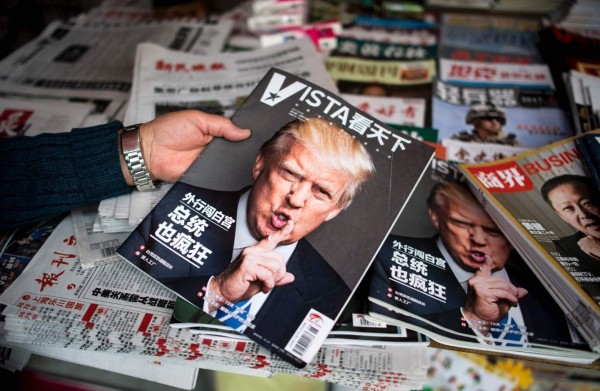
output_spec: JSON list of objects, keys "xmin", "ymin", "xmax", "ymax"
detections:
[
  {"xmin": 370, "ymin": 235, "xmax": 575, "ymax": 347},
  {"xmin": 119, "ymin": 182, "xmax": 350, "ymax": 361}
]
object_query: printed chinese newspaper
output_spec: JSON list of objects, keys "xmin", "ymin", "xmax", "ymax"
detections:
[
  {"xmin": 0, "ymin": 97, "xmax": 95, "ymax": 137},
  {"xmin": 0, "ymin": 216, "xmax": 430, "ymax": 389},
  {"xmin": 0, "ymin": 19, "xmax": 233, "ymax": 124},
  {"xmin": 125, "ymin": 39, "xmax": 339, "ymax": 124}
]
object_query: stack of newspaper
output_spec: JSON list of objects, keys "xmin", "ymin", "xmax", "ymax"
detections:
[
  {"xmin": 4, "ymin": 0, "xmax": 598, "ymax": 387},
  {"xmin": 0, "ymin": 15, "xmax": 233, "ymax": 125},
  {"xmin": 0, "ymin": 215, "xmax": 430, "ymax": 389}
]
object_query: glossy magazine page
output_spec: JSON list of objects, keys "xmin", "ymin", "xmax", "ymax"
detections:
[{"xmin": 118, "ymin": 67, "xmax": 434, "ymax": 367}]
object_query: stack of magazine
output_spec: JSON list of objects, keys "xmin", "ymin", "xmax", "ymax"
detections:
[
  {"xmin": 458, "ymin": 130, "xmax": 600, "ymax": 357},
  {"xmin": 433, "ymin": 13, "xmax": 574, "ymax": 164},
  {"xmin": 367, "ymin": 133, "xmax": 600, "ymax": 365}
]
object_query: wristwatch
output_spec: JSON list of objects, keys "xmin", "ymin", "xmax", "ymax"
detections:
[{"xmin": 120, "ymin": 123, "xmax": 157, "ymax": 192}]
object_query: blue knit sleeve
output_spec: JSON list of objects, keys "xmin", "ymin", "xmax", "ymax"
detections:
[{"xmin": 0, "ymin": 121, "xmax": 132, "ymax": 231}]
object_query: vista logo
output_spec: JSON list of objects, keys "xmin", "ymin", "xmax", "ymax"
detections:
[{"xmin": 260, "ymin": 72, "xmax": 307, "ymax": 106}]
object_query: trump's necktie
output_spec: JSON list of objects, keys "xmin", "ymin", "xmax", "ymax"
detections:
[
  {"xmin": 216, "ymin": 298, "xmax": 251, "ymax": 331},
  {"xmin": 491, "ymin": 314, "xmax": 528, "ymax": 347}
]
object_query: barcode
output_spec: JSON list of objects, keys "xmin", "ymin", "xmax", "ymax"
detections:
[
  {"xmin": 291, "ymin": 324, "xmax": 318, "ymax": 356},
  {"xmin": 356, "ymin": 316, "xmax": 379, "ymax": 327},
  {"xmin": 101, "ymin": 246, "xmax": 117, "ymax": 258}
]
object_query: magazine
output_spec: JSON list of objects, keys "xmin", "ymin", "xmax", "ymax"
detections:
[
  {"xmin": 341, "ymin": 93, "xmax": 426, "ymax": 128},
  {"xmin": 326, "ymin": 15, "xmax": 437, "ymax": 105},
  {"xmin": 563, "ymin": 70, "xmax": 600, "ymax": 134},
  {"xmin": 117, "ymin": 68, "xmax": 435, "ymax": 367},
  {"xmin": 539, "ymin": 24, "xmax": 600, "ymax": 115},
  {"xmin": 457, "ymin": 130, "xmax": 600, "ymax": 355},
  {"xmin": 576, "ymin": 130, "xmax": 600, "ymax": 188},
  {"xmin": 432, "ymin": 79, "xmax": 573, "ymax": 163},
  {"xmin": 438, "ymin": 59, "xmax": 555, "ymax": 90},
  {"xmin": 105, "ymin": 38, "xmax": 338, "ymax": 250},
  {"xmin": 172, "ymin": 273, "xmax": 430, "ymax": 348},
  {"xmin": 439, "ymin": 13, "xmax": 544, "ymax": 65},
  {"xmin": 367, "ymin": 156, "xmax": 599, "ymax": 365}
]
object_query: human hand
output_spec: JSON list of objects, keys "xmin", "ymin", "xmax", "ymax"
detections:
[
  {"xmin": 578, "ymin": 236, "xmax": 600, "ymax": 260},
  {"xmin": 462, "ymin": 256, "xmax": 528, "ymax": 333},
  {"xmin": 209, "ymin": 222, "xmax": 296, "ymax": 310},
  {"xmin": 135, "ymin": 110, "xmax": 250, "ymax": 184}
]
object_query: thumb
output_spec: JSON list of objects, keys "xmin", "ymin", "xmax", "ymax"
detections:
[
  {"xmin": 475, "ymin": 255, "xmax": 494, "ymax": 277},
  {"xmin": 516, "ymin": 287, "xmax": 528, "ymax": 299},
  {"xmin": 256, "ymin": 221, "xmax": 295, "ymax": 251},
  {"xmin": 276, "ymin": 272, "xmax": 295, "ymax": 287},
  {"xmin": 220, "ymin": 124, "xmax": 251, "ymax": 142},
  {"xmin": 191, "ymin": 111, "xmax": 251, "ymax": 142},
  {"xmin": 204, "ymin": 115, "xmax": 250, "ymax": 142}
]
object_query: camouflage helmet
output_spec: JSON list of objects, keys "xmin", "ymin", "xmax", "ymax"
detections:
[{"xmin": 466, "ymin": 103, "xmax": 506, "ymax": 125}]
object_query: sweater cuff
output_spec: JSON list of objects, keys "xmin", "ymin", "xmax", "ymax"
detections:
[{"xmin": 70, "ymin": 121, "xmax": 132, "ymax": 201}]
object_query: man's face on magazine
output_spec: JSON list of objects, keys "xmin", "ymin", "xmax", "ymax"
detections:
[
  {"xmin": 246, "ymin": 140, "xmax": 347, "ymax": 245},
  {"xmin": 548, "ymin": 182, "xmax": 600, "ymax": 240},
  {"xmin": 430, "ymin": 196, "xmax": 512, "ymax": 272},
  {"xmin": 474, "ymin": 118, "xmax": 502, "ymax": 138}
]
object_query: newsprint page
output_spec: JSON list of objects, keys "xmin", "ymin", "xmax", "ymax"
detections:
[
  {"xmin": 117, "ymin": 68, "xmax": 435, "ymax": 367},
  {"xmin": 0, "ymin": 215, "xmax": 429, "ymax": 389}
]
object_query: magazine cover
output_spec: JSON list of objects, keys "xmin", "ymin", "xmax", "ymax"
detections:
[
  {"xmin": 457, "ymin": 130, "xmax": 600, "ymax": 353},
  {"xmin": 341, "ymin": 93, "xmax": 426, "ymax": 128},
  {"xmin": 117, "ymin": 68, "xmax": 435, "ymax": 367},
  {"xmin": 438, "ymin": 59, "xmax": 555, "ymax": 90},
  {"xmin": 367, "ymin": 157, "xmax": 597, "ymax": 363},
  {"xmin": 432, "ymin": 79, "xmax": 573, "ymax": 163},
  {"xmin": 439, "ymin": 13, "xmax": 544, "ymax": 65},
  {"xmin": 324, "ymin": 17, "xmax": 437, "ymax": 129},
  {"xmin": 576, "ymin": 130, "xmax": 600, "ymax": 189},
  {"xmin": 563, "ymin": 70, "xmax": 600, "ymax": 134}
]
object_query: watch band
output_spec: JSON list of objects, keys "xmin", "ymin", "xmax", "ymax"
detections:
[{"xmin": 120, "ymin": 124, "xmax": 157, "ymax": 192}]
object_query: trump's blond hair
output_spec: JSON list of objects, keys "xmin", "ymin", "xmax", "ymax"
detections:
[{"xmin": 259, "ymin": 118, "xmax": 375, "ymax": 208}]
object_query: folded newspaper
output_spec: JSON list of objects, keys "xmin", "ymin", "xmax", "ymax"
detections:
[{"xmin": 117, "ymin": 67, "xmax": 434, "ymax": 367}]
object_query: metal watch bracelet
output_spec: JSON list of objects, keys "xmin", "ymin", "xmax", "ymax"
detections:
[{"xmin": 120, "ymin": 124, "xmax": 157, "ymax": 192}]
